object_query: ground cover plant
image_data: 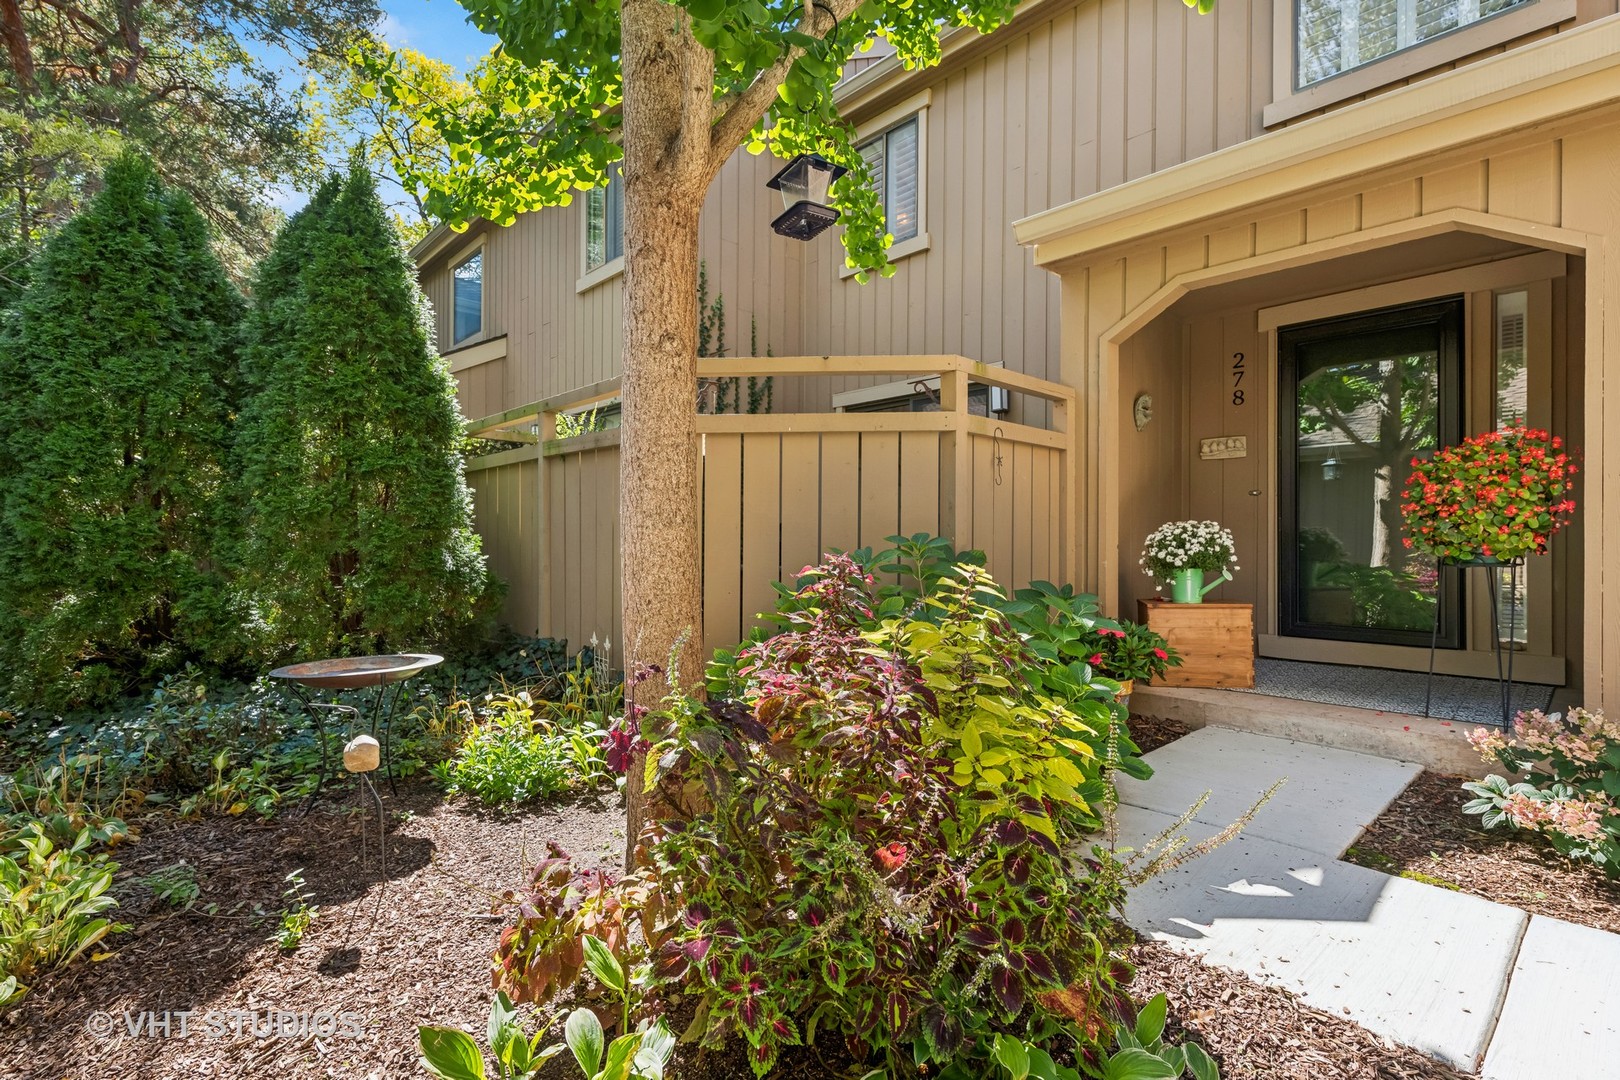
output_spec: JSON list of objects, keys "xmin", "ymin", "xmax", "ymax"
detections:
[
  {"xmin": 492, "ymin": 553, "xmax": 1179, "ymax": 1078},
  {"xmin": 0, "ymin": 634, "xmax": 607, "ymax": 1003}
]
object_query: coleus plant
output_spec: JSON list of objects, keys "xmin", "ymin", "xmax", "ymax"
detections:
[
  {"xmin": 492, "ymin": 842, "xmax": 670, "ymax": 1008},
  {"xmin": 642, "ymin": 556, "xmax": 1138, "ymax": 1076}
]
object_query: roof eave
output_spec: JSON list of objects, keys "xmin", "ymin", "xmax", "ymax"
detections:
[{"xmin": 1014, "ymin": 17, "xmax": 1620, "ymax": 270}]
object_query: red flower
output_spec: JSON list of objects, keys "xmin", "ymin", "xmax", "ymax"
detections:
[
  {"xmin": 874, "ymin": 842, "xmax": 908, "ymax": 873},
  {"xmin": 1152, "ymin": 648, "xmax": 1168, "ymax": 660},
  {"xmin": 1088, "ymin": 653, "xmax": 1104, "ymax": 666}
]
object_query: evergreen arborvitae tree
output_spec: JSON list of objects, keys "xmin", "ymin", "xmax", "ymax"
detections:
[
  {"xmin": 234, "ymin": 166, "xmax": 489, "ymax": 657},
  {"xmin": 0, "ymin": 155, "xmax": 243, "ymax": 709}
]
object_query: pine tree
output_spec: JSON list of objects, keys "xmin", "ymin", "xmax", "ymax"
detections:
[
  {"xmin": 0, "ymin": 154, "xmax": 243, "ymax": 708},
  {"xmin": 234, "ymin": 166, "xmax": 490, "ymax": 657}
]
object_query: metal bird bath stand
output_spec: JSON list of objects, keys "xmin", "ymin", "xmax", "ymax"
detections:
[{"xmin": 268, "ymin": 654, "xmax": 443, "ymax": 814}]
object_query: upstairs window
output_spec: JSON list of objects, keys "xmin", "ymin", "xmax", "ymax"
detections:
[
  {"xmin": 452, "ymin": 248, "xmax": 483, "ymax": 345},
  {"xmin": 586, "ymin": 171, "xmax": 625, "ymax": 272},
  {"xmin": 1295, "ymin": 0, "xmax": 1534, "ymax": 88},
  {"xmin": 857, "ymin": 116, "xmax": 920, "ymax": 243}
]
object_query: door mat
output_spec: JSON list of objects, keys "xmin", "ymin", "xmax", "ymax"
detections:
[{"xmin": 1235, "ymin": 657, "xmax": 1556, "ymax": 729}]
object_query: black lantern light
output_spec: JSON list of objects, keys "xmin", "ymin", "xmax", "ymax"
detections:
[
  {"xmin": 1322, "ymin": 455, "xmax": 1341, "ymax": 482},
  {"xmin": 765, "ymin": 153, "xmax": 848, "ymax": 240}
]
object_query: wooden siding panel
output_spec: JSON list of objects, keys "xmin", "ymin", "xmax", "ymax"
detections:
[
  {"xmin": 1421, "ymin": 161, "xmax": 1489, "ymax": 214},
  {"xmin": 702, "ymin": 435, "xmax": 744, "ymax": 652},
  {"xmin": 1487, "ymin": 142, "xmax": 1562, "ymax": 226},
  {"xmin": 1306, "ymin": 197, "xmax": 1361, "ymax": 243},
  {"xmin": 859, "ymin": 432, "xmax": 902, "ymax": 552},
  {"xmin": 780, "ymin": 432, "xmax": 823, "ymax": 578},
  {"xmin": 898, "ymin": 431, "xmax": 942, "ymax": 540},
  {"xmin": 740, "ymin": 433, "xmax": 782, "ymax": 639},
  {"xmin": 1362, "ymin": 179, "xmax": 1422, "ymax": 227}
]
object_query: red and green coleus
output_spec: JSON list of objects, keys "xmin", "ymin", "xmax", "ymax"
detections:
[
  {"xmin": 1401, "ymin": 422, "xmax": 1578, "ymax": 563},
  {"xmin": 640, "ymin": 557, "xmax": 1132, "ymax": 1077}
]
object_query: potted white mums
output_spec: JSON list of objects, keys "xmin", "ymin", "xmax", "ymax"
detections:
[{"xmin": 1141, "ymin": 520, "xmax": 1239, "ymax": 603}]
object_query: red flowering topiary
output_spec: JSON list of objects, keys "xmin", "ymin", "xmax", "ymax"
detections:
[{"xmin": 1400, "ymin": 422, "xmax": 1578, "ymax": 563}]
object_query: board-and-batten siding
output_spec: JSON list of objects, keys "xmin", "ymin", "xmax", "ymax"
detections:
[
  {"xmin": 424, "ymin": 0, "xmax": 1620, "ymax": 429},
  {"xmin": 426, "ymin": 148, "xmax": 809, "ymax": 423},
  {"xmin": 424, "ymin": 0, "xmax": 1287, "ymax": 426},
  {"xmin": 797, "ymin": 0, "xmax": 1279, "ymax": 424}
]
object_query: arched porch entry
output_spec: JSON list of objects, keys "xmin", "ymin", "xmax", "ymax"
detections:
[{"xmin": 1092, "ymin": 211, "xmax": 1593, "ymax": 700}]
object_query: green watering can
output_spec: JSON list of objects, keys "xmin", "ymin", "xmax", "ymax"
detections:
[{"xmin": 1169, "ymin": 567, "xmax": 1232, "ymax": 603}]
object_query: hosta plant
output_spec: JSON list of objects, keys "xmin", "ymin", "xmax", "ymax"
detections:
[
  {"xmin": 0, "ymin": 824, "xmax": 127, "ymax": 997},
  {"xmin": 424, "ymin": 945, "xmax": 673, "ymax": 1080},
  {"xmin": 988, "ymin": 992, "xmax": 1221, "ymax": 1080},
  {"xmin": 1464, "ymin": 707, "xmax": 1620, "ymax": 874},
  {"xmin": 639, "ymin": 557, "xmax": 1137, "ymax": 1076}
]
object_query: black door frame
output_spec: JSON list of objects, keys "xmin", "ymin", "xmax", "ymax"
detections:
[{"xmin": 1277, "ymin": 296, "xmax": 1467, "ymax": 649}]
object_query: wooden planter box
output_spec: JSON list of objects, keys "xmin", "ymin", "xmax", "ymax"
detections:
[{"xmin": 1137, "ymin": 599, "xmax": 1255, "ymax": 689}]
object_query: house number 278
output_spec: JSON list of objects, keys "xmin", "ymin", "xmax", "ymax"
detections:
[{"xmin": 1231, "ymin": 352, "xmax": 1246, "ymax": 406}]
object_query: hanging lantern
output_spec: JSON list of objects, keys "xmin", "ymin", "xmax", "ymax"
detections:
[
  {"xmin": 1322, "ymin": 455, "xmax": 1342, "ymax": 482},
  {"xmin": 765, "ymin": 154, "xmax": 849, "ymax": 240}
]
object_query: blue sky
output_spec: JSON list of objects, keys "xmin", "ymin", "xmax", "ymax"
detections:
[
  {"xmin": 270, "ymin": 0, "xmax": 498, "ymax": 212},
  {"xmin": 375, "ymin": 0, "xmax": 499, "ymax": 70}
]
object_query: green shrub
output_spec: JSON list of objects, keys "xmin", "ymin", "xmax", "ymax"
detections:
[
  {"xmin": 500, "ymin": 556, "xmax": 1140, "ymax": 1078},
  {"xmin": 0, "ymin": 154, "xmax": 244, "ymax": 709},
  {"xmin": 432, "ymin": 692, "xmax": 607, "ymax": 806},
  {"xmin": 0, "ymin": 824, "xmax": 126, "ymax": 996},
  {"xmin": 232, "ymin": 165, "xmax": 491, "ymax": 660}
]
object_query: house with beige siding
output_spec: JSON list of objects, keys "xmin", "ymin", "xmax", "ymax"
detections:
[{"xmin": 416, "ymin": 0, "xmax": 1620, "ymax": 724}]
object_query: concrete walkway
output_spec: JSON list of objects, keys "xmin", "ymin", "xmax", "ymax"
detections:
[{"xmin": 1113, "ymin": 726, "xmax": 1620, "ymax": 1078}]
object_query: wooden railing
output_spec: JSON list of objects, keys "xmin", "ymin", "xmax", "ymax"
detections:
[{"xmin": 463, "ymin": 356, "xmax": 1076, "ymax": 654}]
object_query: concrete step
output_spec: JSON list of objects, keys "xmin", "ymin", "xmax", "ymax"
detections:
[
  {"xmin": 1132, "ymin": 684, "xmax": 1488, "ymax": 776},
  {"xmin": 1114, "ymin": 726, "xmax": 1421, "ymax": 858}
]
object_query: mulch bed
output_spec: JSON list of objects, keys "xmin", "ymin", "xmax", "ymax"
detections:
[
  {"xmin": 1343, "ymin": 769, "xmax": 1620, "ymax": 934},
  {"xmin": 1, "ymin": 780, "xmax": 627, "ymax": 1080},
  {"xmin": 1126, "ymin": 713, "xmax": 1192, "ymax": 754},
  {"xmin": 1129, "ymin": 941, "xmax": 1472, "ymax": 1079},
  {"xmin": 2, "ymin": 763, "xmax": 1491, "ymax": 1080}
]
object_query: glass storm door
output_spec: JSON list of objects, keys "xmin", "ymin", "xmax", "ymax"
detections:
[{"xmin": 1278, "ymin": 297, "xmax": 1465, "ymax": 648}]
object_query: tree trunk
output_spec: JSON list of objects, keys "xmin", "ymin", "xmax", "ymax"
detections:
[
  {"xmin": 0, "ymin": 0, "xmax": 34, "ymax": 97},
  {"xmin": 618, "ymin": 0, "xmax": 714, "ymax": 860},
  {"xmin": 1371, "ymin": 359, "xmax": 1407, "ymax": 573}
]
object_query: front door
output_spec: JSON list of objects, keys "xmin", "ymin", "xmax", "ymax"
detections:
[{"xmin": 1277, "ymin": 298, "xmax": 1465, "ymax": 648}]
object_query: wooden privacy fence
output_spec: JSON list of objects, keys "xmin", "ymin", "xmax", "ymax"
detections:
[{"xmin": 463, "ymin": 356, "xmax": 1076, "ymax": 657}]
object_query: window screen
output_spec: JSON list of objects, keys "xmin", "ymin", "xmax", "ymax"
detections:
[
  {"xmin": 452, "ymin": 249, "xmax": 482, "ymax": 345},
  {"xmin": 857, "ymin": 116, "xmax": 920, "ymax": 243}
]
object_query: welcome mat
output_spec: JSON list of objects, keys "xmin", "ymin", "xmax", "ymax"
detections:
[{"xmin": 1235, "ymin": 657, "xmax": 1556, "ymax": 729}]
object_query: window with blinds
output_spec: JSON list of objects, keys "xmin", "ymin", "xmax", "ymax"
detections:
[
  {"xmin": 1295, "ymin": 0, "xmax": 1533, "ymax": 88},
  {"xmin": 586, "ymin": 171, "xmax": 625, "ymax": 272},
  {"xmin": 857, "ymin": 116, "xmax": 920, "ymax": 243},
  {"xmin": 452, "ymin": 249, "xmax": 483, "ymax": 345}
]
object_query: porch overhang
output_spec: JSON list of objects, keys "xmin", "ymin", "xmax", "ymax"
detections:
[{"xmin": 1013, "ymin": 15, "xmax": 1620, "ymax": 269}]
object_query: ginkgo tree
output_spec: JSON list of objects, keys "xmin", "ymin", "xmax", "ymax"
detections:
[{"xmin": 361, "ymin": 0, "xmax": 1211, "ymax": 793}]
